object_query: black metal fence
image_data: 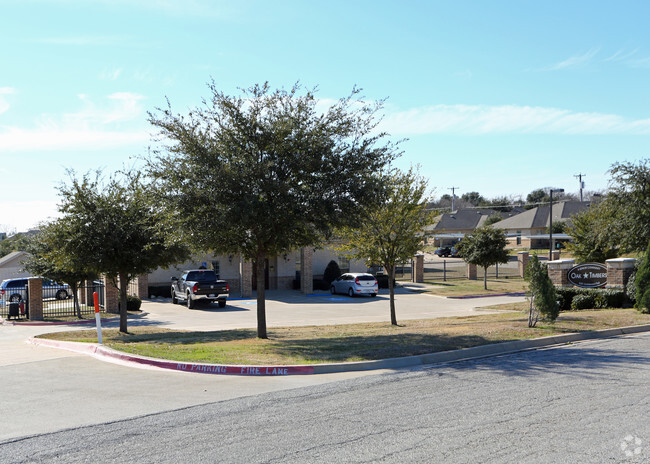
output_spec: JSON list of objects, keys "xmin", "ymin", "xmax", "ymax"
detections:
[
  {"xmin": 40, "ymin": 280, "xmax": 106, "ymax": 318},
  {"xmin": 424, "ymin": 260, "xmax": 467, "ymax": 281}
]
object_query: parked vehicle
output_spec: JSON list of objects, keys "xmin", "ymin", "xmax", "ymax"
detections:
[
  {"xmin": 171, "ymin": 270, "xmax": 229, "ymax": 309},
  {"xmin": 434, "ymin": 246, "xmax": 460, "ymax": 258},
  {"xmin": 330, "ymin": 273, "xmax": 378, "ymax": 297},
  {"xmin": 0, "ymin": 277, "xmax": 71, "ymax": 305}
]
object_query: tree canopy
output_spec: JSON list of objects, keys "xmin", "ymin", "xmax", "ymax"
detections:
[
  {"xmin": 146, "ymin": 82, "xmax": 399, "ymax": 338},
  {"xmin": 338, "ymin": 168, "xmax": 431, "ymax": 325},
  {"xmin": 55, "ymin": 171, "xmax": 190, "ymax": 332},
  {"xmin": 460, "ymin": 226, "xmax": 509, "ymax": 290}
]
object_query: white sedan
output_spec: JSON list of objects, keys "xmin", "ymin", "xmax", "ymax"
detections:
[{"xmin": 330, "ymin": 273, "xmax": 378, "ymax": 298}]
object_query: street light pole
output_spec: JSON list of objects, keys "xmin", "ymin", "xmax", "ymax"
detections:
[{"xmin": 549, "ymin": 188, "xmax": 564, "ymax": 261}]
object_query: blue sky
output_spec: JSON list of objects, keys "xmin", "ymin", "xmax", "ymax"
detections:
[{"xmin": 1, "ymin": 0, "xmax": 649, "ymax": 232}]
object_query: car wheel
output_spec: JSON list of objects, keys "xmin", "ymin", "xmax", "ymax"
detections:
[
  {"xmin": 348, "ymin": 288, "xmax": 354, "ymax": 298},
  {"xmin": 330, "ymin": 286, "xmax": 336, "ymax": 295},
  {"xmin": 171, "ymin": 290, "xmax": 178, "ymax": 305},
  {"xmin": 187, "ymin": 293, "xmax": 195, "ymax": 309},
  {"xmin": 218, "ymin": 300, "xmax": 226, "ymax": 308},
  {"xmin": 9, "ymin": 294, "xmax": 21, "ymax": 303},
  {"xmin": 55, "ymin": 289, "xmax": 68, "ymax": 300}
]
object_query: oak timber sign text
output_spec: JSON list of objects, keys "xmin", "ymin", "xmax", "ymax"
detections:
[{"xmin": 567, "ymin": 263, "xmax": 607, "ymax": 288}]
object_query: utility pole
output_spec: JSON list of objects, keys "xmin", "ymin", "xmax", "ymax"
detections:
[
  {"xmin": 449, "ymin": 187, "xmax": 459, "ymax": 212},
  {"xmin": 574, "ymin": 173, "xmax": 586, "ymax": 202},
  {"xmin": 549, "ymin": 188, "xmax": 564, "ymax": 261}
]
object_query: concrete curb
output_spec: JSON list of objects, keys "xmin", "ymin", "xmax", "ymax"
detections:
[{"xmin": 27, "ymin": 324, "xmax": 650, "ymax": 376}]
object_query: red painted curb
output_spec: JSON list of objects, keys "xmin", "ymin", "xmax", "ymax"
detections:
[{"xmin": 28, "ymin": 338, "xmax": 315, "ymax": 376}]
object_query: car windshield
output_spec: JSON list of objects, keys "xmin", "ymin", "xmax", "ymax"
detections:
[
  {"xmin": 357, "ymin": 275, "xmax": 376, "ymax": 281},
  {"xmin": 186, "ymin": 270, "xmax": 217, "ymax": 282}
]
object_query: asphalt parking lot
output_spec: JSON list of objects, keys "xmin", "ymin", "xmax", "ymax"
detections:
[{"xmin": 137, "ymin": 285, "xmax": 526, "ymax": 331}]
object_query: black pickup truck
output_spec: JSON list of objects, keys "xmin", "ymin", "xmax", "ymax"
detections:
[{"xmin": 171, "ymin": 270, "xmax": 229, "ymax": 308}]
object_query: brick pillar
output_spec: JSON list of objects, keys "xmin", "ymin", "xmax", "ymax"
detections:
[
  {"xmin": 136, "ymin": 274, "xmax": 149, "ymax": 299},
  {"xmin": 467, "ymin": 263, "xmax": 477, "ymax": 280},
  {"xmin": 301, "ymin": 247, "xmax": 314, "ymax": 295},
  {"xmin": 104, "ymin": 277, "xmax": 120, "ymax": 313},
  {"xmin": 518, "ymin": 251, "xmax": 529, "ymax": 278},
  {"xmin": 606, "ymin": 258, "xmax": 636, "ymax": 288},
  {"xmin": 547, "ymin": 259, "xmax": 574, "ymax": 287},
  {"xmin": 28, "ymin": 277, "xmax": 43, "ymax": 321},
  {"xmin": 241, "ymin": 260, "xmax": 253, "ymax": 298},
  {"xmin": 413, "ymin": 254, "xmax": 424, "ymax": 283},
  {"xmin": 551, "ymin": 250, "xmax": 560, "ymax": 261}
]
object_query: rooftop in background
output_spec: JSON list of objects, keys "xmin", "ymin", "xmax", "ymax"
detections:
[{"xmin": 490, "ymin": 201, "xmax": 591, "ymax": 230}]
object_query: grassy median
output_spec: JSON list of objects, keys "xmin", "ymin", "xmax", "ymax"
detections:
[{"xmin": 37, "ymin": 307, "xmax": 650, "ymax": 365}]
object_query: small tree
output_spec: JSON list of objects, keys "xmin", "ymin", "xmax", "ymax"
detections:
[
  {"xmin": 339, "ymin": 168, "xmax": 432, "ymax": 325},
  {"xmin": 57, "ymin": 171, "xmax": 190, "ymax": 332},
  {"xmin": 524, "ymin": 254, "xmax": 559, "ymax": 327},
  {"xmin": 24, "ymin": 220, "xmax": 95, "ymax": 318},
  {"xmin": 460, "ymin": 227, "xmax": 509, "ymax": 290},
  {"xmin": 323, "ymin": 260, "xmax": 342, "ymax": 286}
]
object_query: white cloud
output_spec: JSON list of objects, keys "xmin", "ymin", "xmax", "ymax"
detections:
[
  {"xmin": 544, "ymin": 48, "xmax": 600, "ymax": 71},
  {"xmin": 100, "ymin": 67, "xmax": 123, "ymax": 80},
  {"xmin": 0, "ymin": 92, "xmax": 150, "ymax": 151},
  {"xmin": 379, "ymin": 104, "xmax": 650, "ymax": 135},
  {"xmin": 603, "ymin": 48, "xmax": 638, "ymax": 62}
]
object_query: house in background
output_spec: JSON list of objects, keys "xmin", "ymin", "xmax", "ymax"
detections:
[
  {"xmin": 427, "ymin": 208, "xmax": 523, "ymax": 247},
  {"xmin": 0, "ymin": 251, "xmax": 30, "ymax": 282},
  {"xmin": 147, "ymin": 245, "xmax": 369, "ymax": 296},
  {"xmin": 489, "ymin": 201, "xmax": 591, "ymax": 249}
]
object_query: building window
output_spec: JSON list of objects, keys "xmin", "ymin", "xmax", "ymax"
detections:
[
  {"xmin": 338, "ymin": 255, "xmax": 350, "ymax": 273},
  {"xmin": 212, "ymin": 260, "xmax": 220, "ymax": 279}
]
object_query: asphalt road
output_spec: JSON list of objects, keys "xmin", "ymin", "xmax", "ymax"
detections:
[{"xmin": 2, "ymin": 333, "xmax": 648, "ymax": 463}]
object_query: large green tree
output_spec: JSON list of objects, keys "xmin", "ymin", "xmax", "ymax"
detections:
[
  {"xmin": 460, "ymin": 226, "xmax": 509, "ymax": 290},
  {"xmin": 607, "ymin": 159, "xmax": 650, "ymax": 252},
  {"xmin": 338, "ymin": 168, "xmax": 432, "ymax": 325},
  {"xmin": 146, "ymin": 82, "xmax": 398, "ymax": 338},
  {"xmin": 566, "ymin": 201, "xmax": 618, "ymax": 263},
  {"xmin": 57, "ymin": 172, "xmax": 190, "ymax": 332}
]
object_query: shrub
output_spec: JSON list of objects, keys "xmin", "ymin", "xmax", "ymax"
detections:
[
  {"xmin": 556, "ymin": 287, "xmax": 579, "ymax": 311},
  {"xmin": 323, "ymin": 260, "xmax": 342, "ymax": 285},
  {"xmin": 635, "ymin": 246, "xmax": 650, "ymax": 310},
  {"xmin": 641, "ymin": 288, "xmax": 650, "ymax": 314},
  {"xmin": 600, "ymin": 289, "xmax": 626, "ymax": 308},
  {"xmin": 127, "ymin": 295, "xmax": 142, "ymax": 311},
  {"xmin": 571, "ymin": 293, "xmax": 595, "ymax": 310}
]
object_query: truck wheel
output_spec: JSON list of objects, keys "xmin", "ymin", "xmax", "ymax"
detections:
[
  {"xmin": 218, "ymin": 300, "xmax": 226, "ymax": 308},
  {"xmin": 187, "ymin": 293, "xmax": 195, "ymax": 309},
  {"xmin": 171, "ymin": 290, "xmax": 178, "ymax": 305}
]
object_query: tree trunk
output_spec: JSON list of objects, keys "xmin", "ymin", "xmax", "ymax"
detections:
[
  {"xmin": 118, "ymin": 272, "xmax": 128, "ymax": 333},
  {"xmin": 71, "ymin": 283, "xmax": 81, "ymax": 319},
  {"xmin": 256, "ymin": 253, "xmax": 268, "ymax": 339},
  {"xmin": 483, "ymin": 267, "xmax": 488, "ymax": 290},
  {"xmin": 387, "ymin": 265, "xmax": 397, "ymax": 325}
]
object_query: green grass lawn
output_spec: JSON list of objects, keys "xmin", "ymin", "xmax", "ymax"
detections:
[
  {"xmin": 37, "ymin": 308, "xmax": 650, "ymax": 366},
  {"xmin": 423, "ymin": 278, "xmax": 528, "ymax": 296}
]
